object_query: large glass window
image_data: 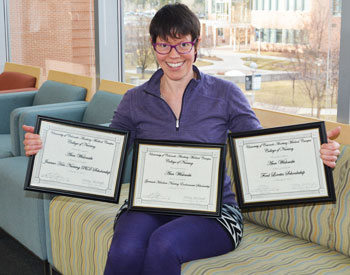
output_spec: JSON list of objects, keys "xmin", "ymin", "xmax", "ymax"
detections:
[
  {"xmin": 123, "ymin": 0, "xmax": 341, "ymax": 122},
  {"xmin": 7, "ymin": 0, "xmax": 95, "ymax": 83},
  {"xmin": 333, "ymin": 0, "xmax": 342, "ymax": 16}
]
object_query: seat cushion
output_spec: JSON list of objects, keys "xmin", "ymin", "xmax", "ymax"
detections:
[
  {"xmin": 49, "ymin": 184, "xmax": 129, "ymax": 275},
  {"xmin": 32, "ymin": 80, "xmax": 87, "ymax": 106},
  {"xmin": 0, "ymin": 71, "xmax": 36, "ymax": 91},
  {"xmin": 49, "ymin": 183, "xmax": 350, "ymax": 275},
  {"xmin": 0, "ymin": 134, "xmax": 13, "ymax": 158},
  {"xmin": 182, "ymin": 221, "xmax": 350, "ymax": 274}
]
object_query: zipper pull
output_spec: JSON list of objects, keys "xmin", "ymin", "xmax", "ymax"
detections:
[{"xmin": 176, "ymin": 119, "xmax": 180, "ymax": 130}]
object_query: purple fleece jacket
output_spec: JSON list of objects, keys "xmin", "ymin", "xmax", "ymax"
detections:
[{"xmin": 110, "ymin": 66, "xmax": 261, "ymax": 205}]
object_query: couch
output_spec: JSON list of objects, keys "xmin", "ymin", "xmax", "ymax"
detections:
[
  {"xmin": 0, "ymin": 80, "xmax": 133, "ymax": 268},
  {"xmin": 46, "ymin": 107, "xmax": 350, "ymax": 274}
]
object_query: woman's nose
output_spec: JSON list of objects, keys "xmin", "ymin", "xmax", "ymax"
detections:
[{"xmin": 168, "ymin": 46, "xmax": 180, "ymax": 57}]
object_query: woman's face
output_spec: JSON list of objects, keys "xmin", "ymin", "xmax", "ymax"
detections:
[{"xmin": 154, "ymin": 34, "xmax": 198, "ymax": 82}]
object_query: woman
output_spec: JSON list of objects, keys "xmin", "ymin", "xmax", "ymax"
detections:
[{"xmin": 23, "ymin": 4, "xmax": 340, "ymax": 275}]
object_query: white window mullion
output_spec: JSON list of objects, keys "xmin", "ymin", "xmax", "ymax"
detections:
[
  {"xmin": 0, "ymin": 0, "xmax": 10, "ymax": 71},
  {"xmin": 337, "ymin": 0, "xmax": 350, "ymax": 123}
]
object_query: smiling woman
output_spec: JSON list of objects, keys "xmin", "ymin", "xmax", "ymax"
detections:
[{"xmin": 103, "ymin": 3, "xmax": 261, "ymax": 275}]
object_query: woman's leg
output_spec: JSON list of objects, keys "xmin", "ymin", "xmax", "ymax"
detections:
[
  {"xmin": 104, "ymin": 211, "xmax": 173, "ymax": 275},
  {"xmin": 142, "ymin": 215, "xmax": 235, "ymax": 275}
]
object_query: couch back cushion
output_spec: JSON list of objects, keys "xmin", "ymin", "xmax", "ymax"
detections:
[
  {"xmin": 330, "ymin": 145, "xmax": 350, "ymax": 256},
  {"xmin": 0, "ymin": 71, "xmax": 36, "ymax": 91},
  {"xmin": 82, "ymin": 90, "xmax": 122, "ymax": 125},
  {"xmin": 82, "ymin": 90, "xmax": 132, "ymax": 184},
  {"xmin": 240, "ymin": 144, "xmax": 350, "ymax": 256},
  {"xmin": 32, "ymin": 80, "xmax": 86, "ymax": 106}
]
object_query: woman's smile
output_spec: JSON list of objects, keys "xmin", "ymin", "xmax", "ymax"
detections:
[{"xmin": 166, "ymin": 61, "xmax": 185, "ymax": 69}]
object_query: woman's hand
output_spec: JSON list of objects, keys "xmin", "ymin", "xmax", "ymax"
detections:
[
  {"xmin": 320, "ymin": 126, "xmax": 341, "ymax": 168},
  {"xmin": 22, "ymin": 125, "xmax": 43, "ymax": 156}
]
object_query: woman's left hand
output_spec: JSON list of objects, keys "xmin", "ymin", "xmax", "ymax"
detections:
[{"xmin": 320, "ymin": 126, "xmax": 341, "ymax": 168}]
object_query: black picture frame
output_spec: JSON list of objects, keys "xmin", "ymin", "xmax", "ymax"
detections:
[
  {"xmin": 229, "ymin": 121, "xmax": 336, "ymax": 209},
  {"xmin": 24, "ymin": 115, "xmax": 129, "ymax": 203},
  {"xmin": 128, "ymin": 139, "xmax": 226, "ymax": 217}
]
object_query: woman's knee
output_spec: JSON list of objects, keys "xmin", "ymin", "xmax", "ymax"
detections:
[
  {"xmin": 105, "ymin": 236, "xmax": 147, "ymax": 274},
  {"xmin": 147, "ymin": 228, "xmax": 179, "ymax": 261}
]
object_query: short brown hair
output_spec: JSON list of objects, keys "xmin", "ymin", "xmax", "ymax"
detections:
[{"xmin": 149, "ymin": 3, "xmax": 200, "ymax": 45}]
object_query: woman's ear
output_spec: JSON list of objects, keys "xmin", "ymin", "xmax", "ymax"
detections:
[
  {"xmin": 194, "ymin": 37, "xmax": 201, "ymax": 63},
  {"xmin": 196, "ymin": 36, "xmax": 202, "ymax": 48}
]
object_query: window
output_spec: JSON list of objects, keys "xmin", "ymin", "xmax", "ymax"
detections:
[
  {"xmin": 270, "ymin": 29, "xmax": 276, "ymax": 43},
  {"xmin": 286, "ymin": 29, "xmax": 295, "ymax": 44},
  {"xmin": 121, "ymin": 0, "xmax": 343, "ymax": 122},
  {"xmin": 0, "ymin": 0, "xmax": 347, "ymax": 123},
  {"xmin": 217, "ymin": 28, "xmax": 224, "ymax": 37},
  {"xmin": 287, "ymin": 0, "xmax": 295, "ymax": 10},
  {"xmin": 333, "ymin": 0, "xmax": 342, "ymax": 16},
  {"xmin": 296, "ymin": 0, "xmax": 305, "ymax": 11},
  {"xmin": 275, "ymin": 0, "xmax": 279, "ymax": 10},
  {"xmin": 6, "ymin": 0, "xmax": 95, "ymax": 83},
  {"xmin": 276, "ymin": 29, "xmax": 283, "ymax": 43},
  {"xmin": 262, "ymin": 28, "xmax": 271, "ymax": 42}
]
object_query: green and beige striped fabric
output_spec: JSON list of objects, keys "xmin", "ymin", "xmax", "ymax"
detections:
[
  {"xmin": 330, "ymin": 145, "xmax": 350, "ymax": 256},
  {"xmin": 50, "ymin": 185, "xmax": 128, "ymax": 275},
  {"xmin": 182, "ymin": 221, "xmax": 350, "ymax": 274},
  {"xmin": 241, "ymin": 145, "xmax": 350, "ymax": 256}
]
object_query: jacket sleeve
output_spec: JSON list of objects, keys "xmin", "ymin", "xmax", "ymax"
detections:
[{"xmin": 226, "ymin": 82, "xmax": 262, "ymax": 133}]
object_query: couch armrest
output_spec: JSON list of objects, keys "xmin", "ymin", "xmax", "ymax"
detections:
[
  {"xmin": 10, "ymin": 101, "xmax": 88, "ymax": 156},
  {"xmin": 0, "ymin": 91, "xmax": 37, "ymax": 133}
]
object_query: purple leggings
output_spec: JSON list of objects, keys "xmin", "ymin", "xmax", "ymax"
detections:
[{"xmin": 104, "ymin": 210, "xmax": 234, "ymax": 275}]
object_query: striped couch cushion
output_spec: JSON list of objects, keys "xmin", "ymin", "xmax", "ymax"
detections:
[
  {"xmin": 182, "ymin": 221, "xmax": 350, "ymax": 274},
  {"xmin": 239, "ymin": 145, "xmax": 350, "ymax": 256},
  {"xmin": 49, "ymin": 184, "xmax": 129, "ymax": 275},
  {"xmin": 331, "ymin": 145, "xmax": 350, "ymax": 256}
]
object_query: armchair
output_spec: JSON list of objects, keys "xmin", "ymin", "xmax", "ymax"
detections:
[
  {"xmin": 0, "ymin": 62, "xmax": 41, "ymax": 93},
  {"xmin": 0, "ymin": 70, "xmax": 92, "ymax": 158},
  {"xmin": 0, "ymin": 80, "xmax": 134, "ymax": 268}
]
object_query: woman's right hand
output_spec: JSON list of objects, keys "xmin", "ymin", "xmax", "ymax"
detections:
[{"xmin": 22, "ymin": 125, "xmax": 43, "ymax": 156}]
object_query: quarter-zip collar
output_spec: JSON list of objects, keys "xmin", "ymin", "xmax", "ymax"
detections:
[
  {"xmin": 142, "ymin": 66, "xmax": 202, "ymax": 131},
  {"xmin": 143, "ymin": 65, "xmax": 202, "ymax": 97}
]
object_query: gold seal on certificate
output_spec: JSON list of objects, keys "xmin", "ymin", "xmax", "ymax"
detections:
[
  {"xmin": 24, "ymin": 116, "xmax": 129, "ymax": 203},
  {"xmin": 229, "ymin": 121, "xmax": 336, "ymax": 209},
  {"xmin": 128, "ymin": 140, "xmax": 226, "ymax": 217}
]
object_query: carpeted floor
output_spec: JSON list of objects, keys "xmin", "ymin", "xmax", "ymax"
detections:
[{"xmin": 0, "ymin": 227, "xmax": 47, "ymax": 275}]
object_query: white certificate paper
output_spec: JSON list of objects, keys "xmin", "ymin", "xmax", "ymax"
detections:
[
  {"xmin": 230, "ymin": 122, "xmax": 335, "ymax": 208},
  {"xmin": 129, "ymin": 141, "xmax": 225, "ymax": 216},
  {"xmin": 25, "ymin": 117, "xmax": 128, "ymax": 202}
]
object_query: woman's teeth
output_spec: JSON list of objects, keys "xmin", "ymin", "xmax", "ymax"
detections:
[{"xmin": 167, "ymin": 62, "xmax": 184, "ymax": 68}]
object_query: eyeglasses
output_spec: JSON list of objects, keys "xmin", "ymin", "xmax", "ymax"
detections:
[{"xmin": 152, "ymin": 39, "xmax": 197, "ymax": 55}]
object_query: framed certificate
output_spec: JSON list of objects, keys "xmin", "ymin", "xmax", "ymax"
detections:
[
  {"xmin": 128, "ymin": 140, "xmax": 225, "ymax": 217},
  {"xmin": 229, "ymin": 121, "xmax": 335, "ymax": 209},
  {"xmin": 24, "ymin": 116, "xmax": 129, "ymax": 203}
]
